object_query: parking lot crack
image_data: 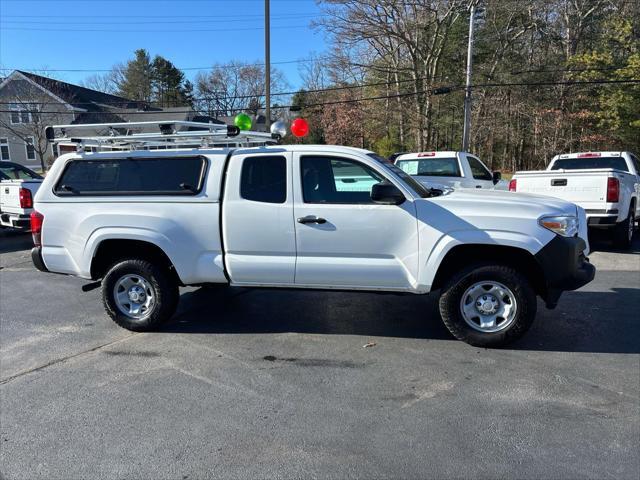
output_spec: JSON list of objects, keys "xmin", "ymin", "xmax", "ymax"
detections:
[{"xmin": 0, "ymin": 334, "xmax": 138, "ymax": 385}]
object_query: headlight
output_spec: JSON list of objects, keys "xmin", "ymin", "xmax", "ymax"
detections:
[{"xmin": 539, "ymin": 215, "xmax": 579, "ymax": 237}]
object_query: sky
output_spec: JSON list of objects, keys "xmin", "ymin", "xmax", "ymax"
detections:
[{"xmin": 0, "ymin": 0, "xmax": 328, "ymax": 90}]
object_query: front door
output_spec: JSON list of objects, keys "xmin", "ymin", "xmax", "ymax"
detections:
[
  {"xmin": 222, "ymin": 152, "xmax": 296, "ymax": 285},
  {"xmin": 292, "ymin": 153, "xmax": 419, "ymax": 290}
]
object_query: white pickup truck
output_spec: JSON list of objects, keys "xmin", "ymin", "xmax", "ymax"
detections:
[
  {"xmin": 394, "ymin": 151, "xmax": 506, "ymax": 190},
  {"xmin": 31, "ymin": 140, "xmax": 595, "ymax": 347},
  {"xmin": 511, "ymin": 152, "xmax": 639, "ymax": 249},
  {"xmin": 0, "ymin": 161, "xmax": 43, "ymax": 230}
]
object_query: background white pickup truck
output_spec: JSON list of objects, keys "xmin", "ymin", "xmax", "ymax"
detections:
[
  {"xmin": 393, "ymin": 151, "xmax": 507, "ymax": 190},
  {"xmin": 0, "ymin": 161, "xmax": 42, "ymax": 230},
  {"xmin": 31, "ymin": 143, "xmax": 595, "ymax": 348},
  {"xmin": 511, "ymin": 152, "xmax": 639, "ymax": 249}
]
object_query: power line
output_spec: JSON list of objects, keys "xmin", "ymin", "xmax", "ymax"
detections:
[
  {"xmin": 1, "ymin": 13, "xmax": 319, "ymax": 18},
  {"xmin": 0, "ymin": 14, "xmax": 325, "ymax": 25},
  {"xmin": 509, "ymin": 66, "xmax": 631, "ymax": 75},
  {"xmin": 0, "ymin": 24, "xmax": 308, "ymax": 33},
  {"xmin": 0, "ymin": 55, "xmax": 333, "ymax": 72},
  {"xmin": 0, "ymin": 76, "xmax": 424, "ymax": 105},
  {"xmin": 1, "ymin": 74, "xmax": 635, "ymax": 106},
  {"xmin": 1, "ymin": 78, "xmax": 636, "ymax": 115}
]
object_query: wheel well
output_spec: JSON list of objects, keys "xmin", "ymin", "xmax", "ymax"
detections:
[
  {"xmin": 431, "ymin": 244, "xmax": 546, "ymax": 295},
  {"xmin": 90, "ymin": 239, "xmax": 181, "ymax": 284}
]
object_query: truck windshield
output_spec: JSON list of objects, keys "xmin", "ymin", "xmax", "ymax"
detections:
[
  {"xmin": 0, "ymin": 162, "xmax": 42, "ymax": 180},
  {"xmin": 366, "ymin": 153, "xmax": 432, "ymax": 198},
  {"xmin": 395, "ymin": 158, "xmax": 461, "ymax": 177},
  {"xmin": 551, "ymin": 157, "xmax": 629, "ymax": 172}
]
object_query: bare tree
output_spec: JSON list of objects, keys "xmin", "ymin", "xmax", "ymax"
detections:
[
  {"xmin": 194, "ymin": 61, "xmax": 289, "ymax": 117},
  {"xmin": 316, "ymin": 0, "xmax": 467, "ymax": 149}
]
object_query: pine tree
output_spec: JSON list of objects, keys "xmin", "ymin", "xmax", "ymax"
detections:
[
  {"xmin": 152, "ymin": 55, "xmax": 187, "ymax": 107},
  {"xmin": 118, "ymin": 49, "xmax": 154, "ymax": 102}
]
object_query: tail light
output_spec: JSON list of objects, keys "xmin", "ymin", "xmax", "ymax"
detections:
[
  {"xmin": 508, "ymin": 179, "xmax": 517, "ymax": 192},
  {"xmin": 19, "ymin": 188, "xmax": 33, "ymax": 208},
  {"xmin": 30, "ymin": 210, "xmax": 44, "ymax": 247},
  {"xmin": 606, "ymin": 177, "xmax": 619, "ymax": 203}
]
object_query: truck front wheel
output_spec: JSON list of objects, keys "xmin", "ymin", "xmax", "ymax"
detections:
[
  {"xmin": 102, "ymin": 259, "xmax": 179, "ymax": 331},
  {"xmin": 438, "ymin": 264, "xmax": 537, "ymax": 347}
]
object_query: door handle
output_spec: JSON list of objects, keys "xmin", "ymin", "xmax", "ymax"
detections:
[
  {"xmin": 475, "ymin": 185, "xmax": 482, "ymax": 188},
  {"xmin": 297, "ymin": 215, "xmax": 327, "ymax": 224}
]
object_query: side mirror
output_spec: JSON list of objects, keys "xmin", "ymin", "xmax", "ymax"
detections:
[
  {"xmin": 492, "ymin": 171, "xmax": 502, "ymax": 184},
  {"xmin": 371, "ymin": 181, "xmax": 405, "ymax": 205}
]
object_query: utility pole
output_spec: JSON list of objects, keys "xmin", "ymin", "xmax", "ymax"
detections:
[
  {"xmin": 264, "ymin": 0, "xmax": 271, "ymax": 129},
  {"xmin": 462, "ymin": 2, "xmax": 475, "ymax": 152}
]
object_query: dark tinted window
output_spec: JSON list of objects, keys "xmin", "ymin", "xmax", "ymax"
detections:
[
  {"xmin": 302, "ymin": 156, "xmax": 384, "ymax": 204},
  {"xmin": 240, "ymin": 156, "xmax": 287, "ymax": 203},
  {"xmin": 55, "ymin": 157, "xmax": 206, "ymax": 195},
  {"xmin": 468, "ymin": 156, "xmax": 493, "ymax": 181},
  {"xmin": 0, "ymin": 161, "xmax": 42, "ymax": 180},
  {"xmin": 551, "ymin": 157, "xmax": 629, "ymax": 172},
  {"xmin": 395, "ymin": 157, "xmax": 461, "ymax": 177}
]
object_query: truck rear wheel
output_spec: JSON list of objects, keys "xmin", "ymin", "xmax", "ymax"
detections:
[
  {"xmin": 102, "ymin": 259, "xmax": 179, "ymax": 331},
  {"xmin": 612, "ymin": 207, "xmax": 635, "ymax": 250},
  {"xmin": 438, "ymin": 264, "xmax": 537, "ymax": 347}
]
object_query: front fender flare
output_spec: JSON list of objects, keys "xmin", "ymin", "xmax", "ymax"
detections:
[{"xmin": 419, "ymin": 229, "xmax": 551, "ymax": 291}]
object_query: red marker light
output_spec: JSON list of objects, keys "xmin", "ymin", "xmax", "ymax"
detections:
[
  {"xmin": 417, "ymin": 152, "xmax": 436, "ymax": 157},
  {"xmin": 577, "ymin": 152, "xmax": 601, "ymax": 158},
  {"xmin": 508, "ymin": 179, "xmax": 517, "ymax": 192}
]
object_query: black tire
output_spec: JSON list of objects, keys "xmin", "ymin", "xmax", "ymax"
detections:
[
  {"xmin": 612, "ymin": 207, "xmax": 635, "ymax": 250},
  {"xmin": 102, "ymin": 259, "xmax": 179, "ymax": 331},
  {"xmin": 438, "ymin": 264, "xmax": 537, "ymax": 347}
]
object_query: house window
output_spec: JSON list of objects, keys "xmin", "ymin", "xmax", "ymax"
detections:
[
  {"xmin": 0, "ymin": 138, "xmax": 10, "ymax": 160},
  {"xmin": 25, "ymin": 137, "xmax": 36, "ymax": 161},
  {"xmin": 10, "ymin": 103, "xmax": 38, "ymax": 124}
]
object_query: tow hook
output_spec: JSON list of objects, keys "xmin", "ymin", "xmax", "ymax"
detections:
[{"xmin": 81, "ymin": 281, "xmax": 101, "ymax": 292}]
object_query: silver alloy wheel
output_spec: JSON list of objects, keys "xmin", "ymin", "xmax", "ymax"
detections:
[
  {"xmin": 113, "ymin": 274, "xmax": 156, "ymax": 320},
  {"xmin": 460, "ymin": 281, "xmax": 518, "ymax": 333},
  {"xmin": 628, "ymin": 211, "xmax": 634, "ymax": 241}
]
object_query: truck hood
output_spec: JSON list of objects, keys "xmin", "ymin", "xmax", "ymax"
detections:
[
  {"xmin": 430, "ymin": 188, "xmax": 578, "ymax": 216},
  {"xmin": 414, "ymin": 188, "xmax": 589, "ymax": 254}
]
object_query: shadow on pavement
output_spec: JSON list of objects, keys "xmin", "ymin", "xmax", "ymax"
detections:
[
  {"xmin": 0, "ymin": 231, "xmax": 33, "ymax": 254},
  {"xmin": 162, "ymin": 284, "xmax": 640, "ymax": 355},
  {"xmin": 588, "ymin": 230, "xmax": 640, "ymax": 254}
]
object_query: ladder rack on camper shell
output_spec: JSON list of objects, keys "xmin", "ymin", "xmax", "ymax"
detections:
[{"xmin": 45, "ymin": 120, "xmax": 281, "ymax": 152}]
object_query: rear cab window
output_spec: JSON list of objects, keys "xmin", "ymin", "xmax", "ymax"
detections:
[
  {"xmin": 0, "ymin": 162, "xmax": 42, "ymax": 180},
  {"xmin": 54, "ymin": 156, "xmax": 207, "ymax": 195},
  {"xmin": 395, "ymin": 157, "xmax": 461, "ymax": 177},
  {"xmin": 551, "ymin": 157, "xmax": 629, "ymax": 172},
  {"xmin": 240, "ymin": 156, "xmax": 287, "ymax": 203}
]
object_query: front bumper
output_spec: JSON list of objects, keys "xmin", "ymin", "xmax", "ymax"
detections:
[{"xmin": 534, "ymin": 235, "xmax": 596, "ymax": 308}]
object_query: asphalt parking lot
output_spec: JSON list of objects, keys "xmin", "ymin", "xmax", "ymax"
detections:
[{"xmin": 1, "ymin": 230, "xmax": 639, "ymax": 480}]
